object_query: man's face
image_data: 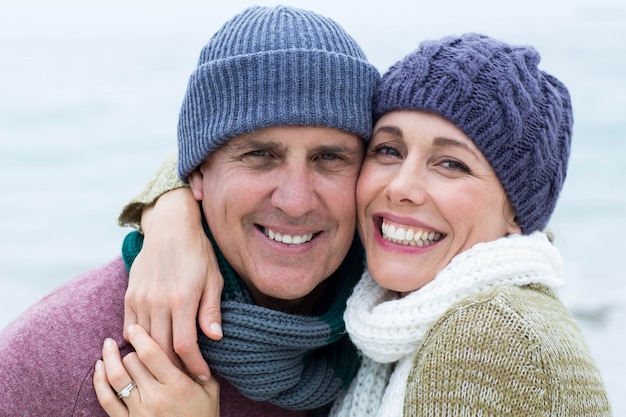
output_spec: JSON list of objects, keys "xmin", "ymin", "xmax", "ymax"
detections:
[{"xmin": 189, "ymin": 126, "xmax": 364, "ymax": 311}]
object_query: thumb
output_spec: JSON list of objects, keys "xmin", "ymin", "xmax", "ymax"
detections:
[
  {"xmin": 197, "ymin": 273, "xmax": 224, "ymax": 341},
  {"xmin": 200, "ymin": 374, "xmax": 220, "ymax": 416}
]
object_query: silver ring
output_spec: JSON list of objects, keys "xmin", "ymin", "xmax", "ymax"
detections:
[{"xmin": 116, "ymin": 381, "xmax": 137, "ymax": 399}]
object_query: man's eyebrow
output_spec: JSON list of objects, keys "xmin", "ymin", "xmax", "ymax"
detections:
[
  {"xmin": 313, "ymin": 144, "xmax": 362, "ymax": 154},
  {"xmin": 225, "ymin": 138, "xmax": 283, "ymax": 152},
  {"xmin": 227, "ymin": 138, "xmax": 361, "ymax": 155}
]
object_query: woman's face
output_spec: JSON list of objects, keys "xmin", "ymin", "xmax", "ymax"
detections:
[{"xmin": 357, "ymin": 110, "xmax": 521, "ymax": 293}]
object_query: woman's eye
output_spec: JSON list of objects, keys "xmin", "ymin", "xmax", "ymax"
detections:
[
  {"xmin": 441, "ymin": 159, "xmax": 471, "ymax": 173},
  {"xmin": 373, "ymin": 145, "xmax": 401, "ymax": 157}
]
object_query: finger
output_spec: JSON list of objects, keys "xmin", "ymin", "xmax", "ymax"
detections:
[
  {"xmin": 127, "ymin": 265, "xmax": 153, "ymax": 346},
  {"xmin": 121, "ymin": 352, "xmax": 157, "ymax": 394},
  {"xmin": 200, "ymin": 374, "xmax": 220, "ymax": 398},
  {"xmin": 101, "ymin": 338, "xmax": 140, "ymax": 407},
  {"xmin": 94, "ymin": 360, "xmax": 129, "ymax": 417},
  {"xmin": 171, "ymin": 302, "xmax": 211, "ymax": 380},
  {"xmin": 127, "ymin": 324, "xmax": 186, "ymax": 383},
  {"xmin": 197, "ymin": 268, "xmax": 224, "ymax": 341},
  {"xmin": 199, "ymin": 375, "xmax": 221, "ymax": 416},
  {"xmin": 122, "ymin": 295, "xmax": 138, "ymax": 343},
  {"xmin": 126, "ymin": 253, "xmax": 183, "ymax": 371},
  {"xmin": 146, "ymin": 306, "xmax": 183, "ymax": 372}
]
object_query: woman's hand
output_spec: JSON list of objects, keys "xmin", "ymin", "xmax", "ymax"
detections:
[
  {"xmin": 94, "ymin": 325, "xmax": 220, "ymax": 417},
  {"xmin": 123, "ymin": 187, "xmax": 224, "ymax": 381}
]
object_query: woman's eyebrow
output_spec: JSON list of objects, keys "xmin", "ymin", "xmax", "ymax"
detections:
[
  {"xmin": 432, "ymin": 136, "xmax": 469, "ymax": 149},
  {"xmin": 372, "ymin": 125, "xmax": 403, "ymax": 138},
  {"xmin": 432, "ymin": 136, "xmax": 481, "ymax": 158}
]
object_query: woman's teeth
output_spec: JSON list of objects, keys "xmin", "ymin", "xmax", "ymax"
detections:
[{"xmin": 381, "ymin": 220, "xmax": 442, "ymax": 247}]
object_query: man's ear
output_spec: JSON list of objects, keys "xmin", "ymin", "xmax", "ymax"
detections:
[{"xmin": 187, "ymin": 169, "xmax": 205, "ymax": 201}]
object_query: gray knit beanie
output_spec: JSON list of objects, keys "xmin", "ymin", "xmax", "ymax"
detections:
[
  {"xmin": 374, "ymin": 33, "xmax": 573, "ymax": 234},
  {"xmin": 177, "ymin": 5, "xmax": 380, "ymax": 180}
]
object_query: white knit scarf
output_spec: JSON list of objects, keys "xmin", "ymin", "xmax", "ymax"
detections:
[{"xmin": 330, "ymin": 232, "xmax": 565, "ymax": 417}]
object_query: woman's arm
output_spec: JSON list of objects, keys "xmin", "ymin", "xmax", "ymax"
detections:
[
  {"xmin": 118, "ymin": 152, "xmax": 187, "ymax": 231},
  {"xmin": 94, "ymin": 325, "xmax": 220, "ymax": 417},
  {"xmin": 120, "ymin": 153, "xmax": 223, "ymax": 381}
]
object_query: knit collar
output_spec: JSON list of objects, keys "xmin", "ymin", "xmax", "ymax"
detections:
[
  {"xmin": 121, "ymin": 216, "xmax": 365, "ymax": 413},
  {"xmin": 331, "ymin": 232, "xmax": 565, "ymax": 417}
]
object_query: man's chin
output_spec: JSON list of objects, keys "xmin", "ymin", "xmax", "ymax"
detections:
[{"xmin": 246, "ymin": 273, "xmax": 328, "ymax": 314}]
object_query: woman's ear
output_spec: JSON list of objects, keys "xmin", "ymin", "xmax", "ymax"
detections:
[
  {"xmin": 507, "ymin": 220, "xmax": 522, "ymax": 235},
  {"xmin": 505, "ymin": 203, "xmax": 522, "ymax": 235},
  {"xmin": 187, "ymin": 169, "xmax": 205, "ymax": 201}
]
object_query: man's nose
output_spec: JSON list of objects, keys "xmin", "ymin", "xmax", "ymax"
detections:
[{"xmin": 271, "ymin": 162, "xmax": 320, "ymax": 218}]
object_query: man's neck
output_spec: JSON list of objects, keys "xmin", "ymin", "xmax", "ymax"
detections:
[{"xmin": 249, "ymin": 280, "xmax": 328, "ymax": 315}]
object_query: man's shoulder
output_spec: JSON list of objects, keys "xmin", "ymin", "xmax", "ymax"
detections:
[
  {"xmin": 0, "ymin": 257, "xmax": 129, "ymax": 417},
  {"xmin": 2, "ymin": 256, "xmax": 129, "ymax": 340}
]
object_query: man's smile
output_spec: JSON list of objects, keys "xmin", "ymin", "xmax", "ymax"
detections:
[{"xmin": 260, "ymin": 226, "xmax": 317, "ymax": 245}]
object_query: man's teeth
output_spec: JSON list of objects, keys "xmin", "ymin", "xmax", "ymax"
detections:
[
  {"xmin": 381, "ymin": 221, "xmax": 442, "ymax": 247},
  {"xmin": 266, "ymin": 229, "xmax": 314, "ymax": 245}
]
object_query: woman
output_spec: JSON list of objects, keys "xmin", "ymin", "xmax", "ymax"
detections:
[
  {"xmin": 329, "ymin": 33, "xmax": 610, "ymax": 416},
  {"xmin": 95, "ymin": 33, "xmax": 612, "ymax": 416}
]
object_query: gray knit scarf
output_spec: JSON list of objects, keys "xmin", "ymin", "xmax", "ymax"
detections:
[{"xmin": 122, "ymin": 219, "xmax": 364, "ymax": 414}]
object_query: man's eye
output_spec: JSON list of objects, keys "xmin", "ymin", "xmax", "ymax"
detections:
[
  {"xmin": 318, "ymin": 153, "xmax": 340, "ymax": 161},
  {"xmin": 248, "ymin": 150, "xmax": 270, "ymax": 157},
  {"xmin": 239, "ymin": 149, "xmax": 277, "ymax": 169}
]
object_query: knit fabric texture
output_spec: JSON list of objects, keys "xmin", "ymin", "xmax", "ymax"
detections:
[
  {"xmin": 374, "ymin": 33, "xmax": 573, "ymax": 234},
  {"xmin": 122, "ymin": 221, "xmax": 365, "ymax": 412},
  {"xmin": 0, "ymin": 258, "xmax": 131, "ymax": 417},
  {"xmin": 177, "ymin": 5, "xmax": 380, "ymax": 180},
  {"xmin": 331, "ymin": 233, "xmax": 611, "ymax": 416},
  {"xmin": 118, "ymin": 151, "xmax": 186, "ymax": 231},
  {"xmin": 403, "ymin": 285, "xmax": 612, "ymax": 416}
]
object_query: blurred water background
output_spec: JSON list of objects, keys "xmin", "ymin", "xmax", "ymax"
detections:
[{"xmin": 1, "ymin": 0, "xmax": 624, "ymax": 413}]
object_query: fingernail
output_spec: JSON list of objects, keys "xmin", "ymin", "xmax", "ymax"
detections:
[
  {"xmin": 103, "ymin": 338, "xmax": 115, "ymax": 348},
  {"xmin": 127, "ymin": 324, "xmax": 135, "ymax": 334},
  {"xmin": 210, "ymin": 323, "xmax": 223, "ymax": 337},
  {"xmin": 95, "ymin": 360, "xmax": 103, "ymax": 371},
  {"xmin": 197, "ymin": 374, "xmax": 209, "ymax": 382}
]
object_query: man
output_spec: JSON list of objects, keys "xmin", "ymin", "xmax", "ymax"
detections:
[{"xmin": 0, "ymin": 5, "xmax": 378, "ymax": 416}]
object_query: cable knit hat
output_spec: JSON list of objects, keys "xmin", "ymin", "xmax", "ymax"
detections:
[
  {"xmin": 374, "ymin": 33, "xmax": 573, "ymax": 234},
  {"xmin": 177, "ymin": 5, "xmax": 380, "ymax": 180}
]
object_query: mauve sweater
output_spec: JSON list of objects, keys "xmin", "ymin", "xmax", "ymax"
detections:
[{"xmin": 0, "ymin": 257, "xmax": 307, "ymax": 417}]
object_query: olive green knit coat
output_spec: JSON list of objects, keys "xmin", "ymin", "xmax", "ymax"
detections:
[{"xmin": 403, "ymin": 285, "xmax": 612, "ymax": 416}]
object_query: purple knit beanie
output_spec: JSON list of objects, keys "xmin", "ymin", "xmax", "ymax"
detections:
[{"xmin": 374, "ymin": 33, "xmax": 573, "ymax": 234}]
